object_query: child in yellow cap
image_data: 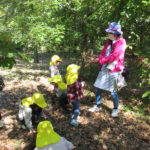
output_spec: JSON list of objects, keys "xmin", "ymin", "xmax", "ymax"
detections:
[
  {"xmin": 49, "ymin": 55, "xmax": 62, "ymax": 78},
  {"xmin": 34, "ymin": 121, "xmax": 75, "ymax": 150},
  {"xmin": 48, "ymin": 75, "xmax": 69, "ymax": 113},
  {"xmin": 18, "ymin": 93, "xmax": 48, "ymax": 130},
  {"xmin": 66, "ymin": 64, "xmax": 85, "ymax": 126},
  {"xmin": 49, "ymin": 55, "xmax": 63, "ymax": 97},
  {"xmin": 49, "ymin": 55, "xmax": 69, "ymax": 113}
]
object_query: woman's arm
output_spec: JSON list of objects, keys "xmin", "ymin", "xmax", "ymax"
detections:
[
  {"xmin": 98, "ymin": 40, "xmax": 110, "ymax": 64},
  {"xmin": 99, "ymin": 39, "xmax": 126, "ymax": 64}
]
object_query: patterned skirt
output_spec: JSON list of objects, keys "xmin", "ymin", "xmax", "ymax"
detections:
[{"xmin": 94, "ymin": 68, "xmax": 120, "ymax": 92}]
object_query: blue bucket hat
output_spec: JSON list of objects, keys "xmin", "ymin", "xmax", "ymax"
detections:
[{"xmin": 105, "ymin": 22, "xmax": 123, "ymax": 35}]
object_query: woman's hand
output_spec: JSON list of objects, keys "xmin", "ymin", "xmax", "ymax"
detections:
[
  {"xmin": 92, "ymin": 57, "xmax": 99, "ymax": 63},
  {"xmin": 87, "ymin": 56, "xmax": 99, "ymax": 63},
  {"xmin": 72, "ymin": 146, "xmax": 76, "ymax": 150}
]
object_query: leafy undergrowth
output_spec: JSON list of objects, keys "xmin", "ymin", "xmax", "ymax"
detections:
[{"xmin": 0, "ymin": 57, "xmax": 150, "ymax": 150}]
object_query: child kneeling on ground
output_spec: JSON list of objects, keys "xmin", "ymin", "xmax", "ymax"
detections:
[
  {"xmin": 18, "ymin": 93, "xmax": 48, "ymax": 130},
  {"xmin": 34, "ymin": 120, "xmax": 75, "ymax": 150}
]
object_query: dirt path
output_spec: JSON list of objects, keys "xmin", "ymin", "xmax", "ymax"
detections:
[{"xmin": 0, "ymin": 58, "xmax": 149, "ymax": 150}]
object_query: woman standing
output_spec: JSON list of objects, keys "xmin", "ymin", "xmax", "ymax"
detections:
[{"xmin": 89, "ymin": 22, "xmax": 126, "ymax": 117}]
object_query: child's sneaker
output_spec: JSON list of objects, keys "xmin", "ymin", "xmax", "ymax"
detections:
[
  {"xmin": 89, "ymin": 105, "xmax": 102, "ymax": 112},
  {"xmin": 111, "ymin": 109, "xmax": 119, "ymax": 117},
  {"xmin": 70, "ymin": 119, "xmax": 79, "ymax": 126},
  {"xmin": 72, "ymin": 115, "xmax": 80, "ymax": 120},
  {"xmin": 21, "ymin": 124, "xmax": 26, "ymax": 129}
]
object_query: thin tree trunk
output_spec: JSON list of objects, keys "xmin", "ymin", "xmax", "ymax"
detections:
[{"xmin": 34, "ymin": 48, "xmax": 39, "ymax": 63}]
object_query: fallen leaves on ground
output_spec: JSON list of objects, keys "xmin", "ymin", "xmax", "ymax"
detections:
[{"xmin": 0, "ymin": 60, "xmax": 149, "ymax": 150}]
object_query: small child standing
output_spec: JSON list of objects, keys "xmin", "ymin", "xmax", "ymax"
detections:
[
  {"xmin": 49, "ymin": 55, "xmax": 62, "ymax": 78},
  {"xmin": 34, "ymin": 120, "xmax": 75, "ymax": 150},
  {"xmin": 18, "ymin": 93, "xmax": 48, "ymax": 130},
  {"xmin": 66, "ymin": 64, "xmax": 84, "ymax": 126}
]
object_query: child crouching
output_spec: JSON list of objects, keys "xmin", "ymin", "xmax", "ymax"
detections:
[
  {"xmin": 34, "ymin": 120, "xmax": 75, "ymax": 150},
  {"xmin": 66, "ymin": 64, "xmax": 84, "ymax": 126},
  {"xmin": 49, "ymin": 75, "xmax": 69, "ymax": 113},
  {"xmin": 18, "ymin": 93, "xmax": 48, "ymax": 130}
]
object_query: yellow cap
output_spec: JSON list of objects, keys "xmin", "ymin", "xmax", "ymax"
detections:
[
  {"xmin": 22, "ymin": 97, "xmax": 34, "ymax": 108},
  {"xmin": 66, "ymin": 64, "xmax": 80, "ymax": 85},
  {"xmin": 48, "ymin": 75, "xmax": 62, "ymax": 83},
  {"xmin": 66, "ymin": 64, "xmax": 80, "ymax": 73},
  {"xmin": 58, "ymin": 82, "xmax": 67, "ymax": 90},
  {"xmin": 36, "ymin": 121, "xmax": 61, "ymax": 148},
  {"xmin": 32, "ymin": 93, "xmax": 48, "ymax": 108},
  {"xmin": 49, "ymin": 55, "xmax": 62, "ymax": 66},
  {"xmin": 48, "ymin": 75, "xmax": 67, "ymax": 90}
]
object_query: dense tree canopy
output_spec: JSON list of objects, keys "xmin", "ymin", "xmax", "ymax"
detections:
[{"xmin": 0, "ymin": 0, "xmax": 149, "ymax": 97}]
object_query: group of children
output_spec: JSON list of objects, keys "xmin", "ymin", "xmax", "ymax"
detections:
[
  {"xmin": 1, "ymin": 22, "xmax": 128, "ymax": 150},
  {"xmin": 49, "ymin": 55, "xmax": 84, "ymax": 126},
  {"xmin": 17, "ymin": 54, "xmax": 84, "ymax": 149},
  {"xmin": 1, "ymin": 51, "xmax": 125, "ymax": 150}
]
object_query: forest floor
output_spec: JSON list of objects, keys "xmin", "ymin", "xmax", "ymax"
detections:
[{"xmin": 0, "ymin": 53, "xmax": 149, "ymax": 150}]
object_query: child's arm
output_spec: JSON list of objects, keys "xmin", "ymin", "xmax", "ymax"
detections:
[{"xmin": 24, "ymin": 107, "xmax": 33, "ymax": 130}]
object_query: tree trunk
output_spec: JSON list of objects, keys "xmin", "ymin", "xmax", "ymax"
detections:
[{"xmin": 34, "ymin": 48, "xmax": 39, "ymax": 63}]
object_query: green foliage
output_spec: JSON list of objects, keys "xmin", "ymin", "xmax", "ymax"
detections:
[
  {"xmin": 0, "ymin": 56, "xmax": 16, "ymax": 69},
  {"xmin": 1, "ymin": 0, "xmax": 149, "ymax": 55},
  {"xmin": 142, "ymin": 91, "xmax": 150, "ymax": 98},
  {"xmin": 123, "ymin": 104, "xmax": 149, "ymax": 121},
  {"xmin": 0, "ymin": 0, "xmax": 149, "ymax": 97}
]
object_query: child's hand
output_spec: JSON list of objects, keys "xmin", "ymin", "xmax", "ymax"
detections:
[
  {"xmin": 41, "ymin": 112, "xmax": 47, "ymax": 119},
  {"xmin": 49, "ymin": 84, "xmax": 55, "ymax": 92},
  {"xmin": 81, "ymin": 81, "xmax": 85, "ymax": 87},
  {"xmin": 28, "ymin": 129, "xmax": 36, "ymax": 135}
]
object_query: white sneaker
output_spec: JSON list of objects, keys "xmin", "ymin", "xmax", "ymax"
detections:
[
  {"xmin": 72, "ymin": 115, "xmax": 80, "ymax": 120},
  {"xmin": 89, "ymin": 105, "xmax": 102, "ymax": 112},
  {"xmin": 111, "ymin": 109, "xmax": 119, "ymax": 117}
]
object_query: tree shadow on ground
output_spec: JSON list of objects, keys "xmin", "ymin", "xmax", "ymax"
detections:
[
  {"xmin": 1, "ymin": 86, "xmax": 149, "ymax": 150},
  {"xmin": 6, "ymin": 104, "xmax": 150, "ymax": 150},
  {"xmin": 5, "ymin": 70, "xmax": 49, "ymax": 81},
  {"xmin": 0, "ymin": 54, "xmax": 149, "ymax": 150}
]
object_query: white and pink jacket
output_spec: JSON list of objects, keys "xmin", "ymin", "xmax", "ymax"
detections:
[{"xmin": 98, "ymin": 38, "xmax": 126, "ymax": 73}]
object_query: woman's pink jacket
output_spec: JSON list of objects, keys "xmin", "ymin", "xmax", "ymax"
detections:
[{"xmin": 98, "ymin": 38, "xmax": 126, "ymax": 73}]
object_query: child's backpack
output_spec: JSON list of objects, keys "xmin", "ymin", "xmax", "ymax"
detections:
[{"xmin": 0, "ymin": 76, "xmax": 5, "ymax": 91}]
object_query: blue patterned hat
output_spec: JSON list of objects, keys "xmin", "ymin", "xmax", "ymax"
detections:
[{"xmin": 105, "ymin": 22, "xmax": 123, "ymax": 35}]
